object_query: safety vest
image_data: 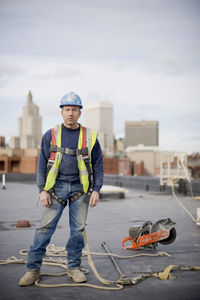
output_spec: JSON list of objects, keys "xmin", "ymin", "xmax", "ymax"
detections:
[{"xmin": 44, "ymin": 124, "xmax": 97, "ymax": 193}]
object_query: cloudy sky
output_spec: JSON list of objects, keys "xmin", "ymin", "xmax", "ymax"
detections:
[{"xmin": 0, "ymin": 0, "xmax": 199, "ymax": 154}]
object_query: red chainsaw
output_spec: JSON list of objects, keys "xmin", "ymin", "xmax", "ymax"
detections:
[{"xmin": 122, "ymin": 218, "xmax": 176, "ymax": 250}]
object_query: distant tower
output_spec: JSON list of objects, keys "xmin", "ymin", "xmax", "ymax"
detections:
[
  {"xmin": 84, "ymin": 102, "xmax": 114, "ymax": 152},
  {"xmin": 18, "ymin": 91, "xmax": 42, "ymax": 149},
  {"xmin": 125, "ymin": 120, "xmax": 159, "ymax": 147}
]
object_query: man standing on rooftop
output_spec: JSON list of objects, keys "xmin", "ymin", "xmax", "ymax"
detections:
[{"xmin": 19, "ymin": 92, "xmax": 104, "ymax": 285}]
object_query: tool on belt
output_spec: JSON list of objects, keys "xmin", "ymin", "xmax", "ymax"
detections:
[{"xmin": 122, "ymin": 218, "xmax": 176, "ymax": 250}]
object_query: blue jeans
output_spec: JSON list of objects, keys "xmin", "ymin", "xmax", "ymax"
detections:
[{"xmin": 27, "ymin": 180, "xmax": 89, "ymax": 271}]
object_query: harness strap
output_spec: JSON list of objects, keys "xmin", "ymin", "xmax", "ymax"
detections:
[
  {"xmin": 49, "ymin": 128, "xmax": 57, "ymax": 161},
  {"xmin": 82, "ymin": 126, "xmax": 87, "ymax": 148},
  {"xmin": 50, "ymin": 145, "xmax": 89, "ymax": 156},
  {"xmin": 48, "ymin": 189, "xmax": 67, "ymax": 207},
  {"xmin": 82, "ymin": 126, "xmax": 93, "ymax": 177},
  {"xmin": 49, "ymin": 185, "xmax": 93, "ymax": 206},
  {"xmin": 46, "ymin": 128, "xmax": 58, "ymax": 175},
  {"xmin": 47, "ymin": 125, "xmax": 94, "ymax": 197},
  {"xmin": 63, "ymin": 127, "xmax": 93, "ymax": 204}
]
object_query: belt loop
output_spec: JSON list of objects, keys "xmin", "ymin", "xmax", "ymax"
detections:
[{"xmin": 68, "ymin": 182, "xmax": 71, "ymax": 193}]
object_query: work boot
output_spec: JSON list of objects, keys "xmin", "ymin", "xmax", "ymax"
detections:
[
  {"xmin": 18, "ymin": 271, "xmax": 40, "ymax": 286},
  {"xmin": 67, "ymin": 268, "xmax": 87, "ymax": 283}
]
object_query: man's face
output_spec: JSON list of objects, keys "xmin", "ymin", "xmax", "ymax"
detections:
[{"xmin": 61, "ymin": 105, "xmax": 81, "ymax": 128}]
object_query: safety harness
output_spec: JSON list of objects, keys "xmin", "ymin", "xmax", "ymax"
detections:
[{"xmin": 47, "ymin": 125, "xmax": 95, "ymax": 206}]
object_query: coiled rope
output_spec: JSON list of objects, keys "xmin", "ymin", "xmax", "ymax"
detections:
[
  {"xmin": 0, "ymin": 229, "xmax": 173, "ymax": 290},
  {"xmin": 1, "ymin": 230, "xmax": 200, "ymax": 290}
]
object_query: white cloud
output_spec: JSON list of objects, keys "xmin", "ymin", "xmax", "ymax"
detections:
[{"xmin": 0, "ymin": 0, "xmax": 199, "ymax": 154}]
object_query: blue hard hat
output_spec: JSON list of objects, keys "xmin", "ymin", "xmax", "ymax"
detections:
[{"xmin": 60, "ymin": 92, "xmax": 83, "ymax": 108}]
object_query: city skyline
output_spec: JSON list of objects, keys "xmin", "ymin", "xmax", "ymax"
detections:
[{"xmin": 0, "ymin": 0, "xmax": 199, "ymax": 154}]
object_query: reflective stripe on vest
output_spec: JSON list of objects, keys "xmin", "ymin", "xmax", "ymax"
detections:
[
  {"xmin": 44, "ymin": 124, "xmax": 62, "ymax": 191},
  {"xmin": 44, "ymin": 124, "xmax": 97, "ymax": 193},
  {"xmin": 77, "ymin": 126, "xmax": 97, "ymax": 193}
]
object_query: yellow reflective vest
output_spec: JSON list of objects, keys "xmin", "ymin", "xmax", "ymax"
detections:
[{"xmin": 44, "ymin": 124, "xmax": 97, "ymax": 193}]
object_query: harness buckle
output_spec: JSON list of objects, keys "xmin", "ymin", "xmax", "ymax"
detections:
[
  {"xmin": 47, "ymin": 159, "xmax": 55, "ymax": 166},
  {"xmin": 82, "ymin": 155, "xmax": 90, "ymax": 163},
  {"xmin": 50, "ymin": 145, "xmax": 57, "ymax": 152}
]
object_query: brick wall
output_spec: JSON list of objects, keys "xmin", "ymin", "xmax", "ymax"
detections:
[
  {"xmin": 19, "ymin": 156, "xmax": 38, "ymax": 173},
  {"xmin": 134, "ymin": 161, "xmax": 144, "ymax": 176},
  {"xmin": 103, "ymin": 157, "xmax": 131, "ymax": 175}
]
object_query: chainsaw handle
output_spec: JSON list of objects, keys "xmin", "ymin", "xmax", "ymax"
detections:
[{"xmin": 122, "ymin": 236, "xmax": 133, "ymax": 249}]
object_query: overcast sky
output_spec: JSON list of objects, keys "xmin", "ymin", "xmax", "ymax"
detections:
[{"xmin": 0, "ymin": 0, "xmax": 199, "ymax": 154}]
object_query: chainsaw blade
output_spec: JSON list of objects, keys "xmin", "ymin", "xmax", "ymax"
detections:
[{"xmin": 151, "ymin": 218, "xmax": 176, "ymax": 245}]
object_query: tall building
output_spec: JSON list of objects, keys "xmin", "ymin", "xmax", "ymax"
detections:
[
  {"xmin": 125, "ymin": 120, "xmax": 159, "ymax": 147},
  {"xmin": 84, "ymin": 101, "xmax": 114, "ymax": 152},
  {"xmin": 10, "ymin": 91, "xmax": 42, "ymax": 149}
]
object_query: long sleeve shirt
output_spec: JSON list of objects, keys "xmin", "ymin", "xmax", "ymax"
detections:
[{"xmin": 37, "ymin": 124, "xmax": 104, "ymax": 193}]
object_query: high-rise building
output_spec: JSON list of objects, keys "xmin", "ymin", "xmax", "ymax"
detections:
[
  {"xmin": 10, "ymin": 91, "xmax": 42, "ymax": 149},
  {"xmin": 125, "ymin": 120, "xmax": 159, "ymax": 147},
  {"xmin": 84, "ymin": 101, "xmax": 114, "ymax": 152}
]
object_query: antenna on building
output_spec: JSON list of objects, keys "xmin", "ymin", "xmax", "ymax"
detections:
[{"xmin": 26, "ymin": 91, "xmax": 33, "ymax": 104}]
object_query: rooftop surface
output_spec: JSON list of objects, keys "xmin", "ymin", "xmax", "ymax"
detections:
[{"xmin": 0, "ymin": 182, "xmax": 200, "ymax": 300}]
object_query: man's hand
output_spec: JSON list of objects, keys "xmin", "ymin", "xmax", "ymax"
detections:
[
  {"xmin": 89, "ymin": 191, "xmax": 99, "ymax": 207},
  {"xmin": 40, "ymin": 191, "xmax": 52, "ymax": 207}
]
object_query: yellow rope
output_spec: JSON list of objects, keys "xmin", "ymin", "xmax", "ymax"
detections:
[
  {"xmin": 0, "ymin": 229, "xmax": 172, "ymax": 290},
  {"xmin": 35, "ymin": 279, "xmax": 123, "ymax": 290},
  {"xmin": 20, "ymin": 245, "xmax": 172, "ymax": 259},
  {"xmin": 0, "ymin": 256, "xmax": 25, "ymax": 265},
  {"xmin": 35, "ymin": 231, "xmax": 123, "ymax": 291},
  {"xmin": 83, "ymin": 229, "xmax": 121, "ymax": 287},
  {"xmin": 153, "ymin": 265, "xmax": 176, "ymax": 280},
  {"xmin": 1, "ymin": 246, "xmax": 200, "ymax": 289}
]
